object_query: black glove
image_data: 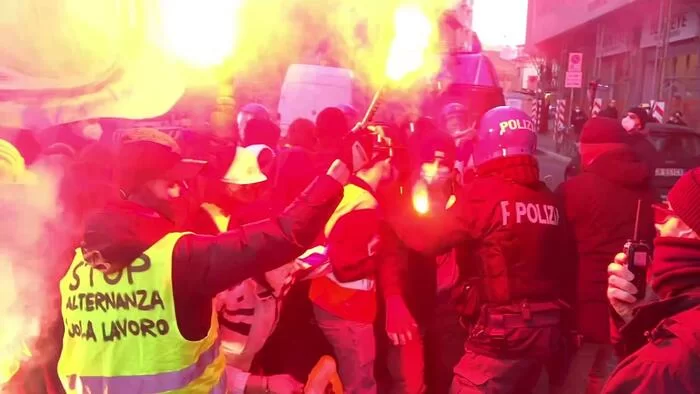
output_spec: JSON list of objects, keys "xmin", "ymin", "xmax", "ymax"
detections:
[{"xmin": 338, "ymin": 130, "xmax": 374, "ymax": 173}]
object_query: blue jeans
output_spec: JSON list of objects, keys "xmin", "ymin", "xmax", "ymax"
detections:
[{"xmin": 313, "ymin": 305, "xmax": 377, "ymax": 394}]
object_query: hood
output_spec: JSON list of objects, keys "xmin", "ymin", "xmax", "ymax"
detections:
[
  {"xmin": 82, "ymin": 200, "xmax": 175, "ymax": 271},
  {"xmin": 585, "ymin": 149, "xmax": 650, "ymax": 187},
  {"xmin": 476, "ymin": 155, "xmax": 541, "ymax": 187}
]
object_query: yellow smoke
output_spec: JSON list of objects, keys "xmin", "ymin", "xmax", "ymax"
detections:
[{"xmin": 155, "ymin": 0, "xmax": 455, "ymax": 96}]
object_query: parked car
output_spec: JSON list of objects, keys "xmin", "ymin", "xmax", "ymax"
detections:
[
  {"xmin": 564, "ymin": 123, "xmax": 700, "ymax": 200},
  {"xmin": 647, "ymin": 123, "xmax": 700, "ymax": 200}
]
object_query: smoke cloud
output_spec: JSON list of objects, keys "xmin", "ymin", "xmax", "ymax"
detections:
[{"xmin": 0, "ymin": 167, "xmax": 64, "ymax": 389}]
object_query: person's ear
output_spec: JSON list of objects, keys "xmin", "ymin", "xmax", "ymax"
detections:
[{"xmin": 83, "ymin": 249, "xmax": 113, "ymax": 273}]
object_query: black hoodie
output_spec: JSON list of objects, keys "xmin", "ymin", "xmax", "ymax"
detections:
[
  {"xmin": 78, "ymin": 175, "xmax": 343, "ymax": 340},
  {"xmin": 556, "ymin": 148, "xmax": 657, "ymax": 343}
]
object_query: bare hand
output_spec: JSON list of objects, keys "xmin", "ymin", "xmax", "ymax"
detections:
[
  {"xmin": 607, "ymin": 253, "xmax": 657, "ymax": 323},
  {"xmin": 268, "ymin": 374, "xmax": 304, "ymax": 394},
  {"xmin": 385, "ymin": 295, "xmax": 419, "ymax": 346}
]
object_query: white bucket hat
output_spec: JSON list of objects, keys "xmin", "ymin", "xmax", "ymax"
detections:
[{"xmin": 221, "ymin": 146, "xmax": 268, "ymax": 185}]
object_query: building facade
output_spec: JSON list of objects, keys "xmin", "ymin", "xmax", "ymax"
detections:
[{"xmin": 527, "ymin": 0, "xmax": 700, "ymax": 127}]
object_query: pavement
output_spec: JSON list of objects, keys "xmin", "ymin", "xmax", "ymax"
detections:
[
  {"xmin": 535, "ymin": 131, "xmax": 573, "ymax": 190},
  {"xmin": 536, "ymin": 131, "xmax": 574, "ymax": 164}
]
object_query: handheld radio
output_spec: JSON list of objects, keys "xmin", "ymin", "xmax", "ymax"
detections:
[{"xmin": 623, "ymin": 200, "xmax": 651, "ymax": 298}]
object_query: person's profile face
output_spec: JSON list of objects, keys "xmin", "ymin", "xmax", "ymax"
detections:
[
  {"xmin": 225, "ymin": 182, "xmax": 262, "ymax": 204},
  {"xmin": 145, "ymin": 179, "xmax": 191, "ymax": 225},
  {"xmin": 446, "ymin": 116, "xmax": 465, "ymax": 134},
  {"xmin": 627, "ymin": 112, "xmax": 642, "ymax": 129},
  {"xmin": 653, "ymin": 203, "xmax": 697, "ymax": 238}
]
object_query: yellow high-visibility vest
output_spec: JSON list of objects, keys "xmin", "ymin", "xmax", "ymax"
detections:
[{"xmin": 58, "ymin": 233, "xmax": 226, "ymax": 393}]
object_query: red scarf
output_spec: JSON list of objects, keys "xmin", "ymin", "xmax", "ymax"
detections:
[{"xmin": 651, "ymin": 237, "xmax": 700, "ymax": 298}]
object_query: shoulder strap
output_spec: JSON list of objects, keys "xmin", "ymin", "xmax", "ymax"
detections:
[
  {"xmin": 349, "ymin": 175, "xmax": 378, "ymax": 202},
  {"xmin": 658, "ymin": 306, "xmax": 700, "ymax": 357}
]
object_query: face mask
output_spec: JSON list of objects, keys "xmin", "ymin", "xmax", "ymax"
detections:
[
  {"xmin": 621, "ymin": 116, "xmax": 636, "ymax": 132},
  {"xmin": 82, "ymin": 123, "xmax": 104, "ymax": 141}
]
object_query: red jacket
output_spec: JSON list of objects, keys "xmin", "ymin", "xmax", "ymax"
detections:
[
  {"xmin": 309, "ymin": 179, "xmax": 381, "ymax": 323},
  {"xmin": 603, "ymin": 297, "xmax": 700, "ymax": 393},
  {"xmin": 556, "ymin": 149, "xmax": 656, "ymax": 343}
]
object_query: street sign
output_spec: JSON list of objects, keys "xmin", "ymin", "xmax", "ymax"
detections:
[
  {"xmin": 565, "ymin": 71, "xmax": 583, "ymax": 88},
  {"xmin": 568, "ymin": 52, "xmax": 583, "ymax": 72}
]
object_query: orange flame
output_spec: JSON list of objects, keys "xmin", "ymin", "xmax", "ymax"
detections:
[{"xmin": 412, "ymin": 181, "xmax": 430, "ymax": 215}]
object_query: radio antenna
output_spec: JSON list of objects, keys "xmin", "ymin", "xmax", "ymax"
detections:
[{"xmin": 633, "ymin": 199, "xmax": 642, "ymax": 241}]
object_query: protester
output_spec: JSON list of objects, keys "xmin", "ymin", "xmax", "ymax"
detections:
[
  {"xmin": 238, "ymin": 103, "xmax": 271, "ymax": 143},
  {"xmin": 55, "ymin": 127, "xmax": 360, "ymax": 393},
  {"xmin": 571, "ymin": 106, "xmax": 588, "ymax": 137},
  {"xmin": 604, "ymin": 168, "xmax": 700, "ymax": 393},
  {"xmin": 315, "ymin": 107, "xmax": 350, "ymax": 172},
  {"xmin": 287, "ymin": 118, "xmax": 317, "ymax": 151},
  {"xmin": 309, "ymin": 128, "xmax": 395, "ymax": 394},
  {"xmin": 377, "ymin": 123, "xmax": 458, "ymax": 394},
  {"xmin": 0, "ymin": 139, "xmax": 31, "ymax": 184},
  {"xmin": 622, "ymin": 107, "xmax": 657, "ymax": 173},
  {"xmin": 243, "ymin": 119, "xmax": 281, "ymax": 150},
  {"xmin": 668, "ymin": 111, "xmax": 688, "ymax": 126},
  {"xmin": 555, "ymin": 117, "xmax": 656, "ymax": 393},
  {"xmin": 598, "ymin": 100, "xmax": 619, "ymax": 119}
]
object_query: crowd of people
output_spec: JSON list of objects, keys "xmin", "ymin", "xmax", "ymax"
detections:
[{"xmin": 1, "ymin": 98, "xmax": 699, "ymax": 394}]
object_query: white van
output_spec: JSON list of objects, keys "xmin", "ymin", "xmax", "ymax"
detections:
[{"xmin": 277, "ymin": 64, "xmax": 355, "ymax": 136}]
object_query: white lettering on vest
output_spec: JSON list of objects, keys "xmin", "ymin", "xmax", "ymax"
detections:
[
  {"xmin": 501, "ymin": 201, "xmax": 560, "ymax": 226},
  {"xmin": 500, "ymin": 201, "xmax": 511, "ymax": 225}
]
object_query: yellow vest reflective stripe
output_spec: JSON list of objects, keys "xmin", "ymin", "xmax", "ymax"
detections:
[
  {"xmin": 58, "ymin": 232, "xmax": 226, "ymax": 393},
  {"xmin": 70, "ymin": 346, "xmax": 227, "ymax": 393},
  {"xmin": 70, "ymin": 342, "xmax": 226, "ymax": 393}
]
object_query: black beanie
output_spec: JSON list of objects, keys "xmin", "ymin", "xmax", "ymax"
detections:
[{"xmin": 627, "ymin": 107, "xmax": 649, "ymax": 129}]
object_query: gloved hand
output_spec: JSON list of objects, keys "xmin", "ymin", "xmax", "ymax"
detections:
[
  {"xmin": 385, "ymin": 295, "xmax": 419, "ymax": 346},
  {"xmin": 338, "ymin": 129, "xmax": 376, "ymax": 173},
  {"xmin": 607, "ymin": 253, "xmax": 658, "ymax": 324}
]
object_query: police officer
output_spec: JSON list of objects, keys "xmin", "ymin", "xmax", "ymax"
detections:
[{"xmin": 387, "ymin": 106, "xmax": 573, "ymax": 393}]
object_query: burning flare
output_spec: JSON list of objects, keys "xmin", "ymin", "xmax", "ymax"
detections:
[
  {"xmin": 412, "ymin": 181, "xmax": 430, "ymax": 215},
  {"xmin": 161, "ymin": 0, "xmax": 244, "ymax": 68},
  {"xmin": 385, "ymin": 5, "xmax": 434, "ymax": 82}
]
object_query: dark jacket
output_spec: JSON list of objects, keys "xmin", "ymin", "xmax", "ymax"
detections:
[
  {"xmin": 270, "ymin": 147, "xmax": 319, "ymax": 211},
  {"xmin": 377, "ymin": 195, "xmax": 437, "ymax": 325},
  {"xmin": 388, "ymin": 155, "xmax": 571, "ymax": 305},
  {"xmin": 556, "ymin": 149, "xmax": 656, "ymax": 343},
  {"xmin": 78, "ymin": 175, "xmax": 343, "ymax": 341},
  {"xmin": 598, "ymin": 107, "xmax": 619, "ymax": 120},
  {"xmin": 626, "ymin": 133, "xmax": 657, "ymax": 176}
]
